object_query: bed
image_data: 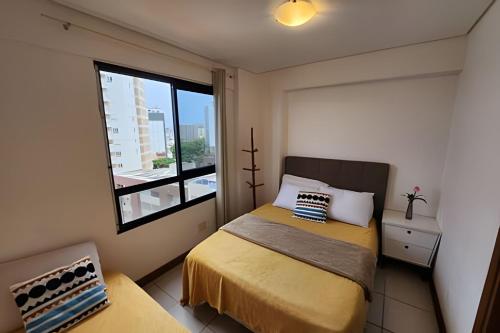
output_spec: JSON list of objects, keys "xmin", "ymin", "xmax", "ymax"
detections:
[
  {"xmin": 11, "ymin": 272, "xmax": 189, "ymax": 333},
  {"xmin": 1, "ymin": 242, "xmax": 189, "ymax": 333},
  {"xmin": 182, "ymin": 156, "xmax": 389, "ymax": 333}
]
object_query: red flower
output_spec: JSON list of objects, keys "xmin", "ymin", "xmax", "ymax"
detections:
[{"xmin": 414, "ymin": 186, "xmax": 421, "ymax": 193}]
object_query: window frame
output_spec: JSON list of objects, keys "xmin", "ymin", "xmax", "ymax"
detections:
[{"xmin": 95, "ymin": 61, "xmax": 216, "ymax": 234}]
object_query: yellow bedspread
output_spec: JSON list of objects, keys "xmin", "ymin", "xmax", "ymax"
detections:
[
  {"xmin": 182, "ymin": 204, "xmax": 378, "ymax": 333},
  {"xmin": 12, "ymin": 272, "xmax": 188, "ymax": 333}
]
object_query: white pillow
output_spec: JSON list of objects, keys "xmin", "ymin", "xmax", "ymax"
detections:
[
  {"xmin": 273, "ymin": 182, "xmax": 319, "ymax": 211},
  {"xmin": 282, "ymin": 174, "xmax": 329, "ymax": 188},
  {"xmin": 320, "ymin": 186, "xmax": 374, "ymax": 228}
]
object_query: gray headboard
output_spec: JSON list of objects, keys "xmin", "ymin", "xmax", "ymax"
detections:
[{"xmin": 284, "ymin": 156, "xmax": 390, "ymax": 238}]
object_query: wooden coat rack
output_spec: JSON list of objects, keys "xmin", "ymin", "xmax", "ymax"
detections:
[{"xmin": 242, "ymin": 127, "xmax": 264, "ymax": 209}]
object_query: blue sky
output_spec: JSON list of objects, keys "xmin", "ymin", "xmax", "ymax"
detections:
[{"xmin": 143, "ymin": 79, "xmax": 214, "ymax": 128}]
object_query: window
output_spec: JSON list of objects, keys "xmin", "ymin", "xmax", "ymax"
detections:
[
  {"xmin": 177, "ymin": 90, "xmax": 216, "ymax": 170},
  {"xmin": 96, "ymin": 62, "xmax": 216, "ymax": 233}
]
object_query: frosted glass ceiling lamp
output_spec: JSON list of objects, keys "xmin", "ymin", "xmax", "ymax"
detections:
[{"xmin": 274, "ymin": 0, "xmax": 316, "ymax": 27}]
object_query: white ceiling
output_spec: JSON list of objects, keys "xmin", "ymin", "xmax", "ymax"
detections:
[{"xmin": 54, "ymin": 0, "xmax": 492, "ymax": 73}]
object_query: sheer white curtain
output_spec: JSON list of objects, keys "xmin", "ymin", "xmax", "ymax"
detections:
[{"xmin": 213, "ymin": 69, "xmax": 229, "ymax": 227}]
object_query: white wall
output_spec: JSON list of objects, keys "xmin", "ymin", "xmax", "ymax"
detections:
[
  {"xmin": 433, "ymin": 2, "xmax": 500, "ymax": 332},
  {"xmin": 257, "ymin": 37, "xmax": 466, "ymax": 207},
  {"xmin": 0, "ymin": 0, "xmax": 235, "ymax": 280},
  {"xmin": 287, "ymin": 75, "xmax": 457, "ymax": 216},
  {"xmin": 233, "ymin": 69, "xmax": 269, "ymax": 216}
]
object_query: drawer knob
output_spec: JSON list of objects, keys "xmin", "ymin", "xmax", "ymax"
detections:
[
  {"xmin": 407, "ymin": 230, "xmax": 412, "ymax": 234},
  {"xmin": 404, "ymin": 245, "xmax": 409, "ymax": 249}
]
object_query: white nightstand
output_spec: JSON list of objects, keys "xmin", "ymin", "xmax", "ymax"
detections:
[{"xmin": 382, "ymin": 209, "xmax": 442, "ymax": 268}]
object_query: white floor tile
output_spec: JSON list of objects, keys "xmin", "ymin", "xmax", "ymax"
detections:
[
  {"xmin": 367, "ymin": 292, "xmax": 384, "ymax": 326},
  {"xmin": 143, "ymin": 284, "xmax": 177, "ymax": 310},
  {"xmin": 374, "ymin": 268, "xmax": 386, "ymax": 294},
  {"xmin": 364, "ymin": 322, "xmax": 382, "ymax": 333},
  {"xmin": 384, "ymin": 264, "xmax": 434, "ymax": 311},
  {"xmin": 383, "ymin": 297, "xmax": 438, "ymax": 333},
  {"xmin": 155, "ymin": 263, "xmax": 184, "ymax": 301},
  {"xmin": 208, "ymin": 314, "xmax": 253, "ymax": 333},
  {"xmin": 169, "ymin": 304, "xmax": 206, "ymax": 333},
  {"xmin": 202, "ymin": 327, "xmax": 216, "ymax": 333}
]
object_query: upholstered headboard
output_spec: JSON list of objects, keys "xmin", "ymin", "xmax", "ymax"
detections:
[{"xmin": 284, "ymin": 156, "xmax": 390, "ymax": 238}]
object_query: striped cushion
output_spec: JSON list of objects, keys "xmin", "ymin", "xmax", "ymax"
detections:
[
  {"xmin": 293, "ymin": 191, "xmax": 330, "ymax": 223},
  {"xmin": 9, "ymin": 256, "xmax": 109, "ymax": 333}
]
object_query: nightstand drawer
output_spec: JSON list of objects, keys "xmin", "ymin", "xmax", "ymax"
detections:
[
  {"xmin": 384, "ymin": 224, "xmax": 438, "ymax": 249},
  {"xmin": 383, "ymin": 239, "xmax": 432, "ymax": 266}
]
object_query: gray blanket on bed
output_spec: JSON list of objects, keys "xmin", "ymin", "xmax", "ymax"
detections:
[{"xmin": 220, "ymin": 214, "xmax": 376, "ymax": 301}]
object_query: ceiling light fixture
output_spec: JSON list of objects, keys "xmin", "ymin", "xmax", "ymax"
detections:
[{"xmin": 274, "ymin": 0, "xmax": 316, "ymax": 27}]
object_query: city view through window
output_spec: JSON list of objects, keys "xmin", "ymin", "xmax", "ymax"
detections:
[{"xmin": 99, "ymin": 68, "xmax": 216, "ymax": 225}]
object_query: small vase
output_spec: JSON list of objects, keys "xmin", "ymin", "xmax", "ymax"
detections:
[{"xmin": 405, "ymin": 200, "xmax": 413, "ymax": 220}]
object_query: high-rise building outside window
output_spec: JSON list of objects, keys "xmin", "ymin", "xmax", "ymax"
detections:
[{"xmin": 96, "ymin": 62, "xmax": 216, "ymax": 233}]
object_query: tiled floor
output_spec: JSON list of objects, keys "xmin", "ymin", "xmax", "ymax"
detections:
[{"xmin": 143, "ymin": 261, "xmax": 439, "ymax": 333}]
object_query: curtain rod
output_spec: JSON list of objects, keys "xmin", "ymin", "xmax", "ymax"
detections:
[{"xmin": 40, "ymin": 13, "xmax": 217, "ymax": 72}]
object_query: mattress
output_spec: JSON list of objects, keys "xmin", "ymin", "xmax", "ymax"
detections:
[{"xmin": 182, "ymin": 203, "xmax": 378, "ymax": 333}]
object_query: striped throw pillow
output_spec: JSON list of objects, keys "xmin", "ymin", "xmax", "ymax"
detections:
[
  {"xmin": 293, "ymin": 191, "xmax": 330, "ymax": 223},
  {"xmin": 10, "ymin": 256, "xmax": 109, "ymax": 333}
]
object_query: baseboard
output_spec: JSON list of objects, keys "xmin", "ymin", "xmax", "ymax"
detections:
[
  {"xmin": 430, "ymin": 278, "xmax": 447, "ymax": 333},
  {"xmin": 135, "ymin": 250, "xmax": 190, "ymax": 287}
]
